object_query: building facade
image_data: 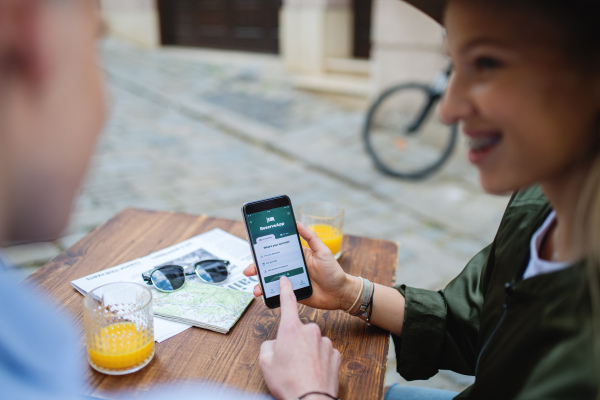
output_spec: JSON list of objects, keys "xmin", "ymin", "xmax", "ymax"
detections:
[{"xmin": 99, "ymin": 0, "xmax": 445, "ymax": 98}]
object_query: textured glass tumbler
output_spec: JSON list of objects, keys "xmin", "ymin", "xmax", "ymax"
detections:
[
  {"xmin": 299, "ymin": 201, "xmax": 345, "ymax": 260},
  {"xmin": 83, "ymin": 282, "xmax": 155, "ymax": 375}
]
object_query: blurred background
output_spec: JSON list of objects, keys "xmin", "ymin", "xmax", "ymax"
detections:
[{"xmin": 3, "ymin": 0, "xmax": 511, "ymax": 392}]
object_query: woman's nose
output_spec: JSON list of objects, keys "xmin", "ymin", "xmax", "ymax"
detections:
[{"xmin": 439, "ymin": 72, "xmax": 475, "ymax": 125}]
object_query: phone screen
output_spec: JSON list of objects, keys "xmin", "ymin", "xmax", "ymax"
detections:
[{"xmin": 245, "ymin": 204, "xmax": 310, "ymax": 298}]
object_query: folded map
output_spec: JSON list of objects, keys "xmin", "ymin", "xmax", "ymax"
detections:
[{"xmin": 152, "ymin": 281, "xmax": 254, "ymax": 334}]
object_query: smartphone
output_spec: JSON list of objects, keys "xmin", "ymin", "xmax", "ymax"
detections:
[{"xmin": 242, "ymin": 195, "xmax": 313, "ymax": 308}]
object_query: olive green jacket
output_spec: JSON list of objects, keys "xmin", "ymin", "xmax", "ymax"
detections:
[{"xmin": 392, "ymin": 186, "xmax": 598, "ymax": 399}]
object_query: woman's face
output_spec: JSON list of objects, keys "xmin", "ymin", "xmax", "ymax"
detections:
[{"xmin": 441, "ymin": 0, "xmax": 600, "ymax": 195}]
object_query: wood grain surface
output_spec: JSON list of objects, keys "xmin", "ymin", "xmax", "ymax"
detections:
[{"xmin": 27, "ymin": 209, "xmax": 398, "ymax": 400}]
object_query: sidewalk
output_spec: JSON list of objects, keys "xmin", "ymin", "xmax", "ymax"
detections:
[{"xmin": 3, "ymin": 39, "xmax": 510, "ymax": 392}]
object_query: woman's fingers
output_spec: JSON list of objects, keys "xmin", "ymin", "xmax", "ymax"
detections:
[
  {"xmin": 244, "ymin": 264, "xmax": 257, "ymax": 277},
  {"xmin": 296, "ymin": 221, "xmax": 333, "ymax": 257},
  {"xmin": 253, "ymin": 284, "xmax": 263, "ymax": 297},
  {"xmin": 244, "ymin": 265, "xmax": 264, "ymax": 297}
]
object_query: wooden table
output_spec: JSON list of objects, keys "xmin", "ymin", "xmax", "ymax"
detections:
[{"xmin": 28, "ymin": 209, "xmax": 398, "ymax": 399}]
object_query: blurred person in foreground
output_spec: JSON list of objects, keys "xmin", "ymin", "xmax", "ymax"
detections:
[
  {"xmin": 247, "ymin": 0, "xmax": 600, "ymax": 399},
  {"xmin": 0, "ymin": 0, "xmax": 339, "ymax": 399}
]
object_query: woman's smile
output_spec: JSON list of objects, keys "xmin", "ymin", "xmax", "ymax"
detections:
[
  {"xmin": 441, "ymin": 0, "xmax": 600, "ymax": 195},
  {"xmin": 464, "ymin": 130, "xmax": 502, "ymax": 165}
]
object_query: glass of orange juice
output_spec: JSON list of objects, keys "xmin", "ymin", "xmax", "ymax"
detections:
[
  {"xmin": 83, "ymin": 282, "xmax": 154, "ymax": 375},
  {"xmin": 298, "ymin": 201, "xmax": 344, "ymax": 259}
]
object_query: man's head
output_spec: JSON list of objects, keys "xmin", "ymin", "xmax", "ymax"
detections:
[{"xmin": 0, "ymin": 0, "xmax": 105, "ymax": 243}]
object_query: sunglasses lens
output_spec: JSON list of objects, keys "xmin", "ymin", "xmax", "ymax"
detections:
[
  {"xmin": 151, "ymin": 265, "xmax": 185, "ymax": 291},
  {"xmin": 195, "ymin": 261, "xmax": 228, "ymax": 284}
]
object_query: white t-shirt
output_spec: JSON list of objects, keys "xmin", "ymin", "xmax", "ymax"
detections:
[{"xmin": 522, "ymin": 210, "xmax": 571, "ymax": 280}]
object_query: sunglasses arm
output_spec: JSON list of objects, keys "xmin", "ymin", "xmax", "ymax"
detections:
[{"xmin": 141, "ymin": 271, "xmax": 154, "ymax": 285}]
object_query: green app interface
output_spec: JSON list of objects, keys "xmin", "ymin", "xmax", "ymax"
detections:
[{"xmin": 246, "ymin": 205, "xmax": 309, "ymax": 297}]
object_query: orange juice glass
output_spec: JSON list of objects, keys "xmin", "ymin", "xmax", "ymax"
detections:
[
  {"xmin": 299, "ymin": 202, "xmax": 344, "ymax": 259},
  {"xmin": 83, "ymin": 282, "xmax": 154, "ymax": 375}
]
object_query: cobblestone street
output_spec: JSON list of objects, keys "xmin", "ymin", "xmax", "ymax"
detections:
[{"xmin": 3, "ymin": 39, "xmax": 511, "ymax": 392}]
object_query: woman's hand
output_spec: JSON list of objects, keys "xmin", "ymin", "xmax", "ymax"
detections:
[
  {"xmin": 260, "ymin": 277, "xmax": 341, "ymax": 400},
  {"xmin": 244, "ymin": 221, "xmax": 361, "ymax": 311}
]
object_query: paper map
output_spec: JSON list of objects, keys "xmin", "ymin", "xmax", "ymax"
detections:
[{"xmin": 153, "ymin": 281, "xmax": 253, "ymax": 334}]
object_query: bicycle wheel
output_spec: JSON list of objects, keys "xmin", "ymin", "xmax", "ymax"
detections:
[{"xmin": 363, "ymin": 82, "xmax": 458, "ymax": 180}]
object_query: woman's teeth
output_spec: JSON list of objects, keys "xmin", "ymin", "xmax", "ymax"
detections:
[{"xmin": 468, "ymin": 135, "xmax": 501, "ymax": 152}]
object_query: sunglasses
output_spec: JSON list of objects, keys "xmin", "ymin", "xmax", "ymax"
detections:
[{"xmin": 141, "ymin": 259, "xmax": 230, "ymax": 292}]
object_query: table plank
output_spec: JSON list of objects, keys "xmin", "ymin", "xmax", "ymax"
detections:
[{"xmin": 27, "ymin": 209, "xmax": 398, "ymax": 400}]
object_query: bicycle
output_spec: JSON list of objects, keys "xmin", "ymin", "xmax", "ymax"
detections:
[{"xmin": 362, "ymin": 66, "xmax": 458, "ymax": 180}]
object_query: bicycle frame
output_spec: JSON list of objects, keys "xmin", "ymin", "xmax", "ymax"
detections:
[
  {"xmin": 363, "ymin": 63, "xmax": 457, "ymax": 180},
  {"xmin": 406, "ymin": 66, "xmax": 451, "ymax": 134}
]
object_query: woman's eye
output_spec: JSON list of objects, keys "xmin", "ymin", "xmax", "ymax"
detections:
[{"xmin": 474, "ymin": 57, "xmax": 501, "ymax": 70}]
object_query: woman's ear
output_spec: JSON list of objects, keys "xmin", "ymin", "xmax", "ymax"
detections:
[{"xmin": 0, "ymin": 0, "xmax": 46, "ymax": 88}]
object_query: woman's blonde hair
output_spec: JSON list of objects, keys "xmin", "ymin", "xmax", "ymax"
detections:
[
  {"xmin": 517, "ymin": 0, "xmax": 600, "ymax": 394},
  {"xmin": 574, "ymin": 148, "xmax": 600, "ymax": 399}
]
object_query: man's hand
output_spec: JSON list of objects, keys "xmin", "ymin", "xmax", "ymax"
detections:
[{"xmin": 259, "ymin": 276, "xmax": 341, "ymax": 400}]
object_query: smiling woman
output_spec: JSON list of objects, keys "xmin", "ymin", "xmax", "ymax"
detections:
[
  {"xmin": 239, "ymin": 0, "xmax": 600, "ymax": 399},
  {"xmin": 399, "ymin": 0, "xmax": 600, "ymax": 397},
  {"xmin": 441, "ymin": 0, "xmax": 600, "ymax": 198}
]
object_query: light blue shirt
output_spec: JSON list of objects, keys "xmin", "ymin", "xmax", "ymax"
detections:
[
  {"xmin": 0, "ymin": 258, "xmax": 270, "ymax": 400},
  {"xmin": 0, "ymin": 260, "xmax": 83, "ymax": 400}
]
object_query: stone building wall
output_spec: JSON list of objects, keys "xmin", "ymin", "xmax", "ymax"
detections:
[
  {"xmin": 99, "ymin": 0, "xmax": 160, "ymax": 49},
  {"xmin": 371, "ymin": 0, "xmax": 445, "ymax": 95}
]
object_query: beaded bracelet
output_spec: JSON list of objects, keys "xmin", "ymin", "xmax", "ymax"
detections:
[
  {"xmin": 345, "ymin": 278, "xmax": 375, "ymax": 324},
  {"xmin": 366, "ymin": 284, "xmax": 375, "ymax": 326},
  {"xmin": 355, "ymin": 281, "xmax": 375, "ymax": 324},
  {"xmin": 297, "ymin": 391, "xmax": 340, "ymax": 400},
  {"xmin": 351, "ymin": 278, "xmax": 371, "ymax": 317}
]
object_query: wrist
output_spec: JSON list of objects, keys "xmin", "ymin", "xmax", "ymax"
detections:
[{"xmin": 340, "ymin": 274, "xmax": 362, "ymax": 311}]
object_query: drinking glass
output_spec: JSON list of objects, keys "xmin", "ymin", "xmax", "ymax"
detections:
[
  {"xmin": 298, "ymin": 201, "xmax": 345, "ymax": 259},
  {"xmin": 83, "ymin": 282, "xmax": 154, "ymax": 375}
]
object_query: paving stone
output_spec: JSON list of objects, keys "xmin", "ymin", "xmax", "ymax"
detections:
[
  {"xmin": 57, "ymin": 232, "xmax": 89, "ymax": 251},
  {"xmin": 385, "ymin": 342, "xmax": 471, "ymax": 392},
  {"xmin": 443, "ymin": 236, "xmax": 490, "ymax": 260},
  {"xmin": 2, "ymin": 242, "xmax": 62, "ymax": 267},
  {"xmin": 67, "ymin": 208, "xmax": 119, "ymax": 233},
  {"xmin": 395, "ymin": 234, "xmax": 469, "ymax": 290}
]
